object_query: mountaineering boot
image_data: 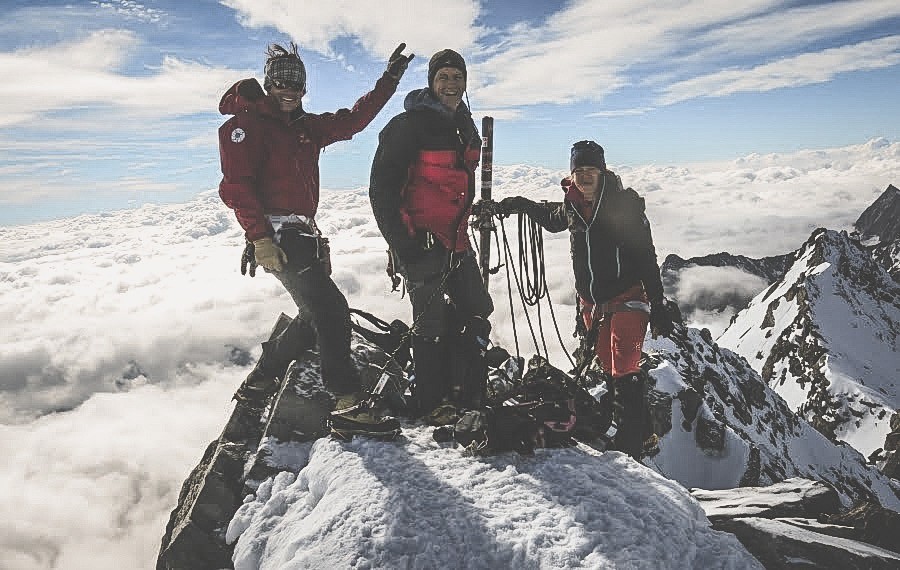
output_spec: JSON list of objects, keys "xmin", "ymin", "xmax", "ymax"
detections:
[
  {"xmin": 571, "ymin": 372, "xmax": 614, "ymax": 443},
  {"xmin": 411, "ymin": 335, "xmax": 450, "ymax": 419},
  {"xmin": 328, "ymin": 391, "xmax": 402, "ymax": 440},
  {"xmin": 612, "ymin": 372, "xmax": 648, "ymax": 460}
]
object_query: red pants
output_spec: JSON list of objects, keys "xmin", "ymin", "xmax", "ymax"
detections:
[{"xmin": 581, "ymin": 284, "xmax": 649, "ymax": 378}]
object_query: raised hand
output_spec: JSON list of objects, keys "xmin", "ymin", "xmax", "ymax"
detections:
[{"xmin": 386, "ymin": 43, "xmax": 415, "ymax": 81}]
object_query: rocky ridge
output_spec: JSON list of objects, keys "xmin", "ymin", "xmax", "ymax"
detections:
[{"xmin": 717, "ymin": 228, "xmax": 900, "ymax": 463}]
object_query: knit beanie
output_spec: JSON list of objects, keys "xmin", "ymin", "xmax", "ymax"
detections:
[
  {"xmin": 263, "ymin": 43, "xmax": 306, "ymax": 92},
  {"xmin": 428, "ymin": 49, "xmax": 467, "ymax": 88},
  {"xmin": 570, "ymin": 140, "xmax": 606, "ymax": 172}
]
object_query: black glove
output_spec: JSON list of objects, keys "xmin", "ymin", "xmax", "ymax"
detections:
[
  {"xmin": 471, "ymin": 199, "xmax": 500, "ymax": 218},
  {"xmin": 499, "ymin": 196, "xmax": 537, "ymax": 215},
  {"xmin": 386, "ymin": 43, "xmax": 415, "ymax": 81},
  {"xmin": 650, "ymin": 298, "xmax": 677, "ymax": 339},
  {"xmin": 240, "ymin": 240, "xmax": 257, "ymax": 277}
]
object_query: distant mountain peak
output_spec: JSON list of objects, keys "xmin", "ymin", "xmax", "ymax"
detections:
[{"xmin": 855, "ymin": 184, "xmax": 900, "ymax": 243}]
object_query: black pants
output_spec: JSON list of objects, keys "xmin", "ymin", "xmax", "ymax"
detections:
[
  {"xmin": 269, "ymin": 230, "xmax": 358, "ymax": 394},
  {"xmin": 401, "ymin": 247, "xmax": 493, "ymax": 339},
  {"xmin": 400, "ymin": 246, "xmax": 493, "ymax": 411}
]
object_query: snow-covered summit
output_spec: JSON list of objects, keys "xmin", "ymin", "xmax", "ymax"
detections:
[{"xmin": 717, "ymin": 228, "xmax": 900, "ymax": 459}]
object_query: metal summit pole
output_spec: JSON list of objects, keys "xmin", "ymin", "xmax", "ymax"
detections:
[{"xmin": 478, "ymin": 116, "xmax": 494, "ymax": 288}]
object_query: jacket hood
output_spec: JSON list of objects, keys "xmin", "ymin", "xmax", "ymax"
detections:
[
  {"xmin": 219, "ymin": 78, "xmax": 284, "ymax": 118},
  {"xmin": 403, "ymin": 88, "xmax": 470, "ymax": 122}
]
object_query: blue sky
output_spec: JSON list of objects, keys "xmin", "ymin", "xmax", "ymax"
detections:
[{"xmin": 1, "ymin": 0, "xmax": 899, "ymax": 226}]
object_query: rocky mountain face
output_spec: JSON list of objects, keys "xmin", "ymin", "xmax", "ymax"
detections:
[
  {"xmin": 717, "ymin": 228, "xmax": 900, "ymax": 465},
  {"xmin": 856, "ymin": 184, "xmax": 900, "ymax": 245},
  {"xmin": 855, "ymin": 184, "xmax": 900, "ymax": 282},
  {"xmin": 660, "ymin": 252, "xmax": 792, "ymax": 328},
  {"xmin": 157, "ymin": 314, "xmax": 401, "ymax": 570},
  {"xmin": 641, "ymin": 324, "xmax": 899, "ymax": 510}
]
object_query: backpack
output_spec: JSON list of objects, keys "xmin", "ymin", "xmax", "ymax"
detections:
[
  {"xmin": 349, "ymin": 308, "xmax": 412, "ymax": 369},
  {"xmin": 434, "ymin": 358, "xmax": 611, "ymax": 455}
]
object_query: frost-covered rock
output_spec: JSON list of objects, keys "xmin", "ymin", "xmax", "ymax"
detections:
[{"xmin": 692, "ymin": 479, "xmax": 900, "ymax": 568}]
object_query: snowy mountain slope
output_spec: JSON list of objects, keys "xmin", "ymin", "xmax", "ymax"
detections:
[
  {"xmin": 870, "ymin": 240, "xmax": 900, "ymax": 283},
  {"xmin": 225, "ymin": 424, "xmax": 762, "ymax": 569},
  {"xmin": 643, "ymin": 327, "xmax": 900, "ymax": 510},
  {"xmin": 717, "ymin": 228, "xmax": 900, "ymax": 459}
]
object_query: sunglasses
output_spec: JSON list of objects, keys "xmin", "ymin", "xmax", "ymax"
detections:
[{"xmin": 270, "ymin": 78, "xmax": 303, "ymax": 91}]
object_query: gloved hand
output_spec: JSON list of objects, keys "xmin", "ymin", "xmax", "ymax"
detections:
[
  {"xmin": 386, "ymin": 43, "xmax": 415, "ymax": 81},
  {"xmin": 499, "ymin": 196, "xmax": 537, "ymax": 215},
  {"xmin": 241, "ymin": 240, "xmax": 257, "ymax": 277},
  {"xmin": 650, "ymin": 298, "xmax": 676, "ymax": 339},
  {"xmin": 252, "ymin": 236, "xmax": 288, "ymax": 272}
]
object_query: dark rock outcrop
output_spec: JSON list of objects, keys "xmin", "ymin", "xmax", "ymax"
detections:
[
  {"xmin": 157, "ymin": 314, "xmax": 316, "ymax": 570},
  {"xmin": 693, "ymin": 479, "xmax": 900, "ymax": 569},
  {"xmin": 855, "ymin": 184, "xmax": 900, "ymax": 244}
]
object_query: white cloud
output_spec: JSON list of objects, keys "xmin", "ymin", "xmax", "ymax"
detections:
[
  {"xmin": 1, "ymin": 136, "xmax": 899, "ymax": 567},
  {"xmin": 587, "ymin": 107, "xmax": 655, "ymax": 118},
  {"xmin": 428, "ymin": 0, "xmax": 900, "ymax": 110},
  {"xmin": 695, "ymin": 0, "xmax": 900, "ymax": 59},
  {"xmin": 0, "ymin": 378, "xmax": 233, "ymax": 569},
  {"xmin": 91, "ymin": 0, "xmax": 168, "ymax": 24},
  {"xmin": 0, "ymin": 30, "xmax": 251, "ymax": 127},
  {"xmin": 221, "ymin": 0, "xmax": 484, "ymax": 59},
  {"xmin": 659, "ymin": 35, "xmax": 900, "ymax": 105}
]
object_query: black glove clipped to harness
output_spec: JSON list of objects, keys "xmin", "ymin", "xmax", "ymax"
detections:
[
  {"xmin": 386, "ymin": 43, "xmax": 415, "ymax": 81},
  {"xmin": 241, "ymin": 240, "xmax": 258, "ymax": 277},
  {"xmin": 650, "ymin": 298, "xmax": 678, "ymax": 339},
  {"xmin": 499, "ymin": 196, "xmax": 537, "ymax": 216}
]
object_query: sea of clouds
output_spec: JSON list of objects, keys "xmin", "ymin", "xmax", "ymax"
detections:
[{"xmin": 0, "ymin": 137, "xmax": 898, "ymax": 569}]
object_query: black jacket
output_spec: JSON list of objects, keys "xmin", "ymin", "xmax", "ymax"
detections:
[
  {"xmin": 369, "ymin": 88, "xmax": 481, "ymax": 260},
  {"xmin": 525, "ymin": 172, "xmax": 664, "ymax": 306}
]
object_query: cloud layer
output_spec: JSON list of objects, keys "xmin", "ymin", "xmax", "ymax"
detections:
[{"xmin": 1, "ymin": 137, "xmax": 899, "ymax": 568}]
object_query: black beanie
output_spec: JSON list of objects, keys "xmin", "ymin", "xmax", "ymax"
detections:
[
  {"xmin": 570, "ymin": 140, "xmax": 606, "ymax": 172},
  {"xmin": 428, "ymin": 49, "xmax": 467, "ymax": 88}
]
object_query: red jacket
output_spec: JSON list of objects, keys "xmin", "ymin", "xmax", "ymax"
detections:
[
  {"xmin": 401, "ymin": 147, "xmax": 480, "ymax": 252},
  {"xmin": 369, "ymin": 88, "xmax": 481, "ymax": 256},
  {"xmin": 218, "ymin": 74, "xmax": 398, "ymax": 240}
]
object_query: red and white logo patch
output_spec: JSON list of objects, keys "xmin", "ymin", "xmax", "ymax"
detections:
[{"xmin": 231, "ymin": 128, "xmax": 245, "ymax": 143}]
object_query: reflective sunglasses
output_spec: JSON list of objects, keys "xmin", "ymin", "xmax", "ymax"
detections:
[{"xmin": 270, "ymin": 78, "xmax": 303, "ymax": 91}]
